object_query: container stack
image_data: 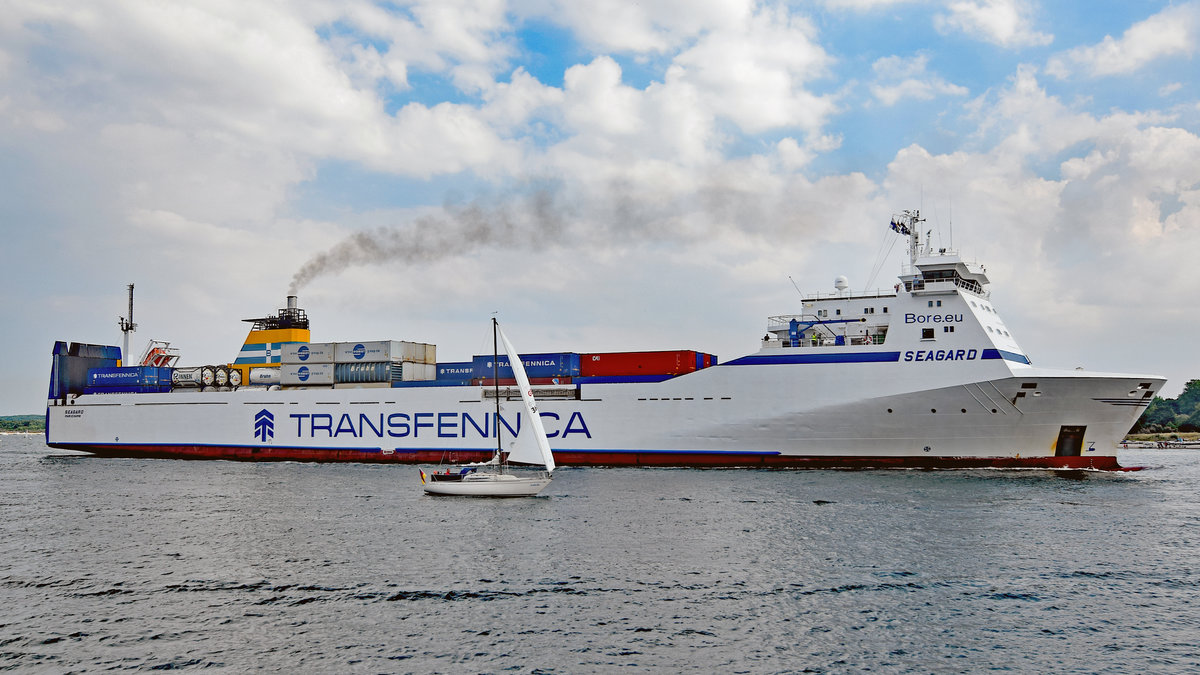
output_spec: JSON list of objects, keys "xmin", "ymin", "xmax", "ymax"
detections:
[
  {"xmin": 335, "ymin": 340, "xmax": 435, "ymax": 388},
  {"xmin": 278, "ymin": 340, "xmax": 436, "ymax": 388},
  {"xmin": 281, "ymin": 341, "xmax": 336, "ymax": 388}
]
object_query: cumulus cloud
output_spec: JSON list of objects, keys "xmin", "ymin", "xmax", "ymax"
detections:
[
  {"xmin": 1045, "ymin": 3, "xmax": 1200, "ymax": 79},
  {"xmin": 667, "ymin": 5, "xmax": 836, "ymax": 135},
  {"xmin": 904, "ymin": 67, "xmax": 1200, "ymax": 315},
  {"xmin": 525, "ymin": 0, "xmax": 750, "ymax": 54},
  {"xmin": 869, "ymin": 53, "xmax": 969, "ymax": 105},
  {"xmin": 935, "ymin": 0, "xmax": 1053, "ymax": 48}
]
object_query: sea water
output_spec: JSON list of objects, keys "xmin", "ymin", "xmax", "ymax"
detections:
[{"xmin": 1, "ymin": 433, "xmax": 1197, "ymax": 673}]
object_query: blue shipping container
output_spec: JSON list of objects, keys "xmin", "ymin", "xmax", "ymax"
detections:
[
  {"xmin": 334, "ymin": 362, "xmax": 403, "ymax": 383},
  {"xmin": 87, "ymin": 366, "xmax": 172, "ymax": 388},
  {"xmin": 470, "ymin": 353, "xmax": 580, "ymax": 379},
  {"xmin": 437, "ymin": 362, "xmax": 474, "ymax": 380}
]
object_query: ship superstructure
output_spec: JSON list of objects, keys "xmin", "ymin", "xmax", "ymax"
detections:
[{"xmin": 45, "ymin": 210, "xmax": 1164, "ymax": 469}]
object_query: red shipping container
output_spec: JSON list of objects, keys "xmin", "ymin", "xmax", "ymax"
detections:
[{"xmin": 580, "ymin": 350, "xmax": 701, "ymax": 377}]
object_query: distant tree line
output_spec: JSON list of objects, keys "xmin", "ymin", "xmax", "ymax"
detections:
[
  {"xmin": 0, "ymin": 415, "xmax": 43, "ymax": 432},
  {"xmin": 1132, "ymin": 379, "xmax": 1200, "ymax": 433}
]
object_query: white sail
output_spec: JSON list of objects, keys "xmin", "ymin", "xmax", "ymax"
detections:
[{"xmin": 496, "ymin": 324, "xmax": 556, "ymax": 473}]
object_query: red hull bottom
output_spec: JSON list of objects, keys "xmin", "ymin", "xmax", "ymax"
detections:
[{"xmin": 48, "ymin": 443, "xmax": 1130, "ymax": 471}]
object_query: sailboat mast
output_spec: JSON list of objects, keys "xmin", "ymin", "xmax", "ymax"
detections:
[{"xmin": 492, "ymin": 318, "xmax": 502, "ymax": 461}]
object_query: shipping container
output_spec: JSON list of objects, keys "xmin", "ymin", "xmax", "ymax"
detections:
[
  {"xmin": 334, "ymin": 341, "xmax": 434, "ymax": 364},
  {"xmin": 334, "ymin": 361, "xmax": 403, "ymax": 383},
  {"xmin": 87, "ymin": 366, "xmax": 172, "ymax": 388},
  {"xmin": 281, "ymin": 363, "xmax": 335, "ymax": 385},
  {"xmin": 580, "ymin": 350, "xmax": 717, "ymax": 377},
  {"xmin": 401, "ymin": 362, "xmax": 437, "ymax": 382},
  {"xmin": 470, "ymin": 352, "xmax": 580, "ymax": 379},
  {"xmin": 281, "ymin": 342, "xmax": 337, "ymax": 364},
  {"xmin": 437, "ymin": 362, "xmax": 473, "ymax": 380}
]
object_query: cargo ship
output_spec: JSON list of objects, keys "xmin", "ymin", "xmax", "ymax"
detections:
[{"xmin": 45, "ymin": 211, "xmax": 1164, "ymax": 469}]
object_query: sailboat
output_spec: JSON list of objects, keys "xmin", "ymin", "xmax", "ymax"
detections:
[{"xmin": 419, "ymin": 319, "xmax": 557, "ymax": 497}]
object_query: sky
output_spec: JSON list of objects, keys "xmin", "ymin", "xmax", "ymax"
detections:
[{"xmin": 2, "ymin": 0, "xmax": 1198, "ymax": 414}]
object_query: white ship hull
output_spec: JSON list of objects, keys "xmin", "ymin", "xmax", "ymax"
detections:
[{"xmin": 46, "ymin": 359, "xmax": 1161, "ymax": 470}]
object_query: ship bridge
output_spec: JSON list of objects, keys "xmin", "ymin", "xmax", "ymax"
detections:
[{"xmin": 902, "ymin": 253, "xmax": 990, "ymax": 297}]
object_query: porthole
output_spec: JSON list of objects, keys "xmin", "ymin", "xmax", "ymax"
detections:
[
  {"xmin": 887, "ymin": 408, "xmax": 893, "ymax": 413},
  {"xmin": 991, "ymin": 408, "xmax": 997, "ymax": 413},
  {"xmin": 961, "ymin": 408, "xmax": 967, "ymax": 413},
  {"xmin": 931, "ymin": 408, "xmax": 937, "ymax": 413}
]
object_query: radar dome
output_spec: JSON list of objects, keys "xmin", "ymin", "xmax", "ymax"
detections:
[{"xmin": 834, "ymin": 275, "xmax": 849, "ymax": 291}]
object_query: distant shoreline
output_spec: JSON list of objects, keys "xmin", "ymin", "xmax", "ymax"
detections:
[{"xmin": 0, "ymin": 415, "xmax": 44, "ymax": 433}]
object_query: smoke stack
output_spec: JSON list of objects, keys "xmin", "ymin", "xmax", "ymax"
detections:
[{"xmin": 287, "ymin": 295, "xmax": 297, "ymax": 311}]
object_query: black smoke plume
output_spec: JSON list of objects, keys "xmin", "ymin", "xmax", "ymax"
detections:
[{"xmin": 287, "ymin": 191, "xmax": 565, "ymax": 295}]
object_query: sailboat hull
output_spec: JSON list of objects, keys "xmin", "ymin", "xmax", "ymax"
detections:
[{"xmin": 422, "ymin": 472, "xmax": 551, "ymax": 497}]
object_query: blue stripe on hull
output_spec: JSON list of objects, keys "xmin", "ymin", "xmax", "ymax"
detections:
[
  {"xmin": 724, "ymin": 352, "xmax": 902, "ymax": 366},
  {"xmin": 981, "ymin": 349, "xmax": 1031, "ymax": 364}
]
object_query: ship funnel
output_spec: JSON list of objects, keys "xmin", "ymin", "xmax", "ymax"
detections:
[{"xmin": 287, "ymin": 295, "xmax": 297, "ymax": 311}]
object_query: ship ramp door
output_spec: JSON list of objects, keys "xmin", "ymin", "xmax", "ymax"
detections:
[{"xmin": 1054, "ymin": 425, "xmax": 1087, "ymax": 457}]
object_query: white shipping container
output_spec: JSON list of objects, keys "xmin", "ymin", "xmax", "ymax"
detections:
[
  {"xmin": 281, "ymin": 342, "xmax": 337, "ymax": 364},
  {"xmin": 424, "ymin": 343, "xmax": 437, "ymax": 365},
  {"xmin": 399, "ymin": 341, "xmax": 425, "ymax": 363},
  {"xmin": 393, "ymin": 361, "xmax": 437, "ymax": 382},
  {"xmin": 281, "ymin": 363, "xmax": 335, "ymax": 385},
  {"xmin": 334, "ymin": 340, "xmax": 433, "ymax": 363},
  {"xmin": 336, "ymin": 340, "xmax": 396, "ymax": 363}
]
